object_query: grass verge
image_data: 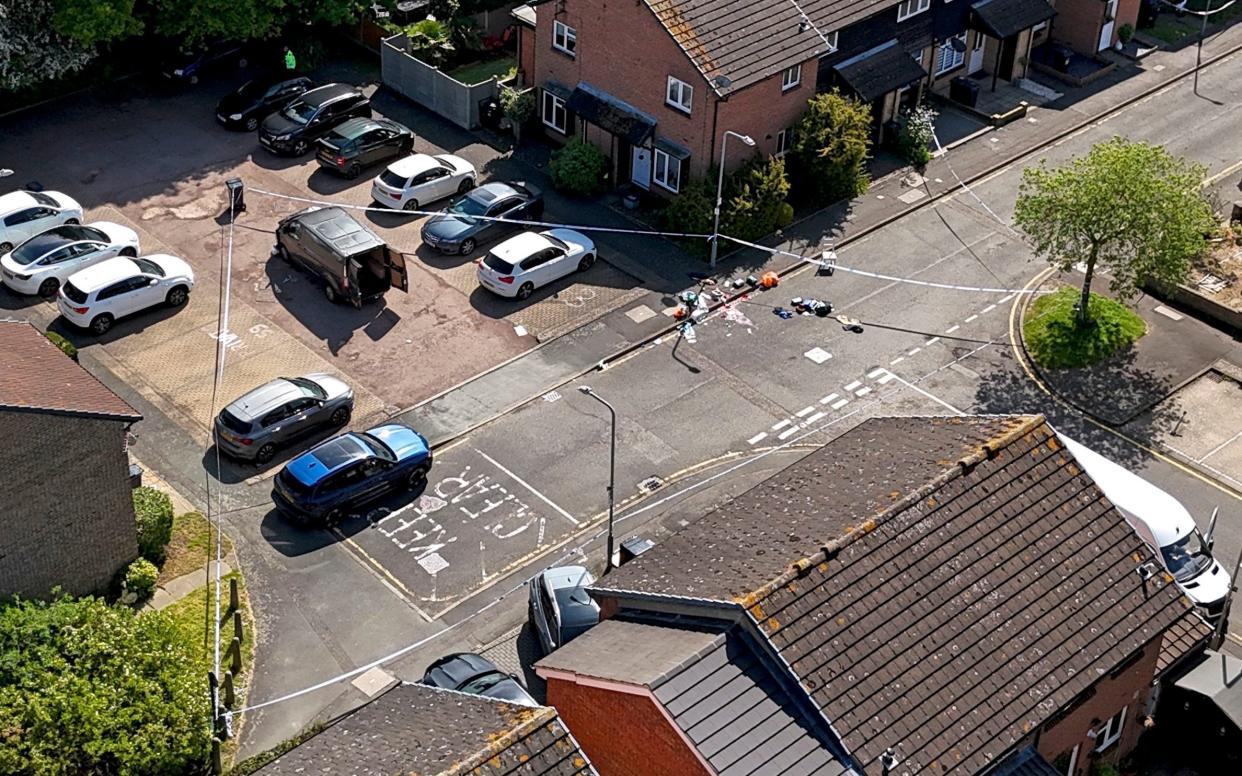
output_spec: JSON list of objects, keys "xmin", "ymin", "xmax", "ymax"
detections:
[
  {"xmin": 1024, "ymin": 287, "xmax": 1146, "ymax": 369},
  {"xmin": 161, "ymin": 512, "xmax": 234, "ymax": 584},
  {"xmin": 446, "ymin": 55, "xmax": 515, "ymax": 85}
]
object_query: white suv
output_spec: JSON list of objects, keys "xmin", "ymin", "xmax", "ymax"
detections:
[
  {"xmin": 0, "ymin": 190, "xmax": 83, "ymax": 253},
  {"xmin": 58, "ymin": 254, "xmax": 195, "ymax": 335}
]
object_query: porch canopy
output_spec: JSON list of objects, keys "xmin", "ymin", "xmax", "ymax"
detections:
[
  {"xmin": 566, "ymin": 82, "xmax": 656, "ymax": 146},
  {"xmin": 1174, "ymin": 649, "xmax": 1242, "ymax": 730},
  {"xmin": 833, "ymin": 40, "xmax": 927, "ymax": 103},
  {"xmin": 971, "ymin": 0, "xmax": 1056, "ymax": 39}
]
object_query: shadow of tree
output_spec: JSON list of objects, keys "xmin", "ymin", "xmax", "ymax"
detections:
[{"xmin": 1033, "ymin": 348, "xmax": 1181, "ymax": 426}]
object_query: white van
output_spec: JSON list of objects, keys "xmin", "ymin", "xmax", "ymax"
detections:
[{"xmin": 1058, "ymin": 431, "xmax": 1230, "ymax": 620}]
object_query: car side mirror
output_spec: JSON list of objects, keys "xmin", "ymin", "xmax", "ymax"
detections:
[{"xmin": 149, "ymin": 278, "xmax": 159, "ymax": 286}]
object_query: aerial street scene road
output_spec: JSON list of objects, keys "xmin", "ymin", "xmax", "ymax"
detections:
[{"xmin": 6, "ymin": 1, "xmax": 1242, "ymax": 774}]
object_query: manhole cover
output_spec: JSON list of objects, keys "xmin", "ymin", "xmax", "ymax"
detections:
[{"xmin": 638, "ymin": 476, "xmax": 664, "ymax": 494}]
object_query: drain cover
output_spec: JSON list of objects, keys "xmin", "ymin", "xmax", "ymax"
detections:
[{"xmin": 638, "ymin": 476, "xmax": 664, "ymax": 494}]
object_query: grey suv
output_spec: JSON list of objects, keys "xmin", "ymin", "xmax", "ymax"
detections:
[{"xmin": 214, "ymin": 374, "xmax": 354, "ymax": 464}]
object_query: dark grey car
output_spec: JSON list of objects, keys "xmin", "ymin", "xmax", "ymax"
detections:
[
  {"xmin": 419, "ymin": 182, "xmax": 543, "ymax": 255},
  {"xmin": 528, "ymin": 565, "xmax": 599, "ymax": 656},
  {"xmin": 421, "ymin": 652, "xmax": 537, "ymax": 707},
  {"xmin": 214, "ymin": 373, "xmax": 354, "ymax": 464}
]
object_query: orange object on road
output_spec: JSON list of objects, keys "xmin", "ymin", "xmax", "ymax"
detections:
[
  {"xmin": 672, "ymin": 307, "xmax": 688, "ymax": 320},
  {"xmin": 760, "ymin": 272, "xmax": 780, "ymax": 288}
]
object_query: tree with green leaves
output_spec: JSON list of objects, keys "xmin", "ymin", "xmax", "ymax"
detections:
[
  {"xmin": 723, "ymin": 156, "xmax": 791, "ymax": 242},
  {"xmin": 1014, "ymin": 137, "xmax": 1215, "ymax": 326},
  {"xmin": 788, "ymin": 89, "xmax": 872, "ymax": 205},
  {"xmin": 0, "ymin": 596, "xmax": 210, "ymax": 774},
  {"xmin": 1, "ymin": 0, "xmax": 96, "ymax": 92}
]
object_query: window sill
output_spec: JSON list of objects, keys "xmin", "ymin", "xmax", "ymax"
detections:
[
  {"xmin": 781, "ymin": 83, "xmax": 801, "ymax": 93},
  {"xmin": 934, "ymin": 62, "xmax": 965, "ymax": 79},
  {"xmin": 665, "ymin": 103, "xmax": 692, "ymax": 116},
  {"xmin": 542, "ymin": 121, "xmax": 567, "ymax": 135},
  {"xmin": 551, "ymin": 46, "xmax": 577, "ymax": 59},
  {"xmin": 653, "ymin": 179, "xmax": 680, "ymax": 194}
]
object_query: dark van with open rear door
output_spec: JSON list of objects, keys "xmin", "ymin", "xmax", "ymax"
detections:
[{"xmin": 274, "ymin": 207, "xmax": 408, "ymax": 308}]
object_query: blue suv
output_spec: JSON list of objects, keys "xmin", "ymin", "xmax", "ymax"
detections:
[{"xmin": 272, "ymin": 423, "xmax": 432, "ymax": 525}]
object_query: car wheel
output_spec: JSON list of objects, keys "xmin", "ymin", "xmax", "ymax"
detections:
[
  {"xmin": 166, "ymin": 285, "xmax": 189, "ymax": 307},
  {"xmin": 0, "ymin": 242, "xmax": 12, "ymax": 254},
  {"xmin": 406, "ymin": 465, "xmax": 430, "ymax": 490},
  {"xmin": 120, "ymin": 247, "xmax": 137, "ymax": 258},
  {"xmin": 237, "ymin": 57, "xmax": 249, "ymax": 69},
  {"xmin": 63, "ymin": 219, "xmax": 79, "ymax": 226},
  {"xmin": 323, "ymin": 507, "xmax": 344, "ymax": 527},
  {"xmin": 402, "ymin": 199, "xmax": 420, "ymax": 212},
  {"xmin": 254, "ymin": 442, "xmax": 277, "ymax": 465},
  {"xmin": 38, "ymin": 277, "xmax": 60, "ymax": 298},
  {"xmin": 90, "ymin": 314, "xmax": 114, "ymax": 335},
  {"xmin": 577, "ymin": 253, "xmax": 596, "ymax": 272},
  {"xmin": 345, "ymin": 163, "xmax": 362, "ymax": 180},
  {"xmin": 292, "ymin": 139, "xmax": 309, "ymax": 156},
  {"xmin": 189, "ymin": 74, "xmax": 199, "ymax": 85},
  {"xmin": 244, "ymin": 117, "xmax": 259, "ymax": 132},
  {"xmin": 330, "ymin": 406, "xmax": 352, "ymax": 426},
  {"xmin": 516, "ymin": 281, "xmax": 534, "ymax": 300},
  {"xmin": 458, "ymin": 178, "xmax": 475, "ymax": 194},
  {"xmin": 323, "ymin": 283, "xmax": 338, "ymax": 303},
  {"xmin": 459, "ymin": 238, "xmax": 475, "ymax": 256},
  {"xmin": 277, "ymin": 243, "xmax": 295, "ymax": 265}
]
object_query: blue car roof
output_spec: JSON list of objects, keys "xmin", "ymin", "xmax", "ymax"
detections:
[{"xmin": 286, "ymin": 434, "xmax": 369, "ymax": 486}]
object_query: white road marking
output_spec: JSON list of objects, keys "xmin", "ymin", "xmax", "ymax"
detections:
[
  {"xmin": 999, "ymin": 294, "xmax": 1014, "ymax": 303},
  {"xmin": 884, "ymin": 372, "xmax": 963, "ymax": 415},
  {"xmin": 981, "ymin": 304, "xmax": 996, "ymax": 314},
  {"xmin": 964, "ymin": 314, "xmax": 978, "ymax": 323},
  {"xmin": 843, "ymin": 380, "xmax": 862, "ymax": 391},
  {"xmin": 778, "ymin": 426, "xmax": 800, "ymax": 440},
  {"xmin": 820, "ymin": 393, "xmax": 839, "ymax": 405},
  {"xmin": 831, "ymin": 398, "xmax": 850, "ymax": 410},
  {"xmin": 804, "ymin": 411, "xmax": 827, "ymax": 425},
  {"xmin": 924, "ymin": 337, "xmax": 940, "ymax": 347},
  {"xmin": 772, "ymin": 419, "xmax": 792, "ymax": 431},
  {"xmin": 474, "ymin": 449, "xmax": 580, "ymax": 526},
  {"xmin": 796, "ymin": 405, "xmax": 816, "ymax": 418},
  {"xmin": 945, "ymin": 325, "xmax": 960, "ymax": 333},
  {"xmin": 907, "ymin": 347, "xmax": 921, "ymax": 356},
  {"xmin": 855, "ymin": 387, "xmax": 873, "ymax": 397},
  {"xmin": 889, "ymin": 357, "xmax": 905, "ymax": 365},
  {"xmin": 867, "ymin": 368, "xmax": 886, "ymax": 379},
  {"xmin": 877, "ymin": 373, "xmax": 896, "ymax": 385},
  {"xmin": 748, "ymin": 432, "xmax": 768, "ymax": 445}
]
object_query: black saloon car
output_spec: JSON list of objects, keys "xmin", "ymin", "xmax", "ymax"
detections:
[
  {"xmin": 421, "ymin": 653, "xmax": 537, "ymax": 707},
  {"xmin": 259, "ymin": 83, "xmax": 372, "ymax": 156},
  {"xmin": 216, "ymin": 76, "xmax": 316, "ymax": 131},
  {"xmin": 420, "ymin": 182, "xmax": 544, "ymax": 256},
  {"xmin": 315, "ymin": 117, "xmax": 415, "ymax": 178}
]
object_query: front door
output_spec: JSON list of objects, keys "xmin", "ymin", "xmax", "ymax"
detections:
[
  {"xmin": 631, "ymin": 146, "xmax": 651, "ymax": 189},
  {"xmin": 969, "ymin": 31, "xmax": 986, "ymax": 74},
  {"xmin": 1099, "ymin": 0, "xmax": 1118, "ymax": 50},
  {"xmin": 999, "ymin": 36, "xmax": 1017, "ymax": 81}
]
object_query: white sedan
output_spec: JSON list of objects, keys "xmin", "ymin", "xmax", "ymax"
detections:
[
  {"xmin": 0, "ymin": 190, "xmax": 83, "ymax": 254},
  {"xmin": 58, "ymin": 254, "xmax": 195, "ymax": 335},
  {"xmin": 476, "ymin": 229, "xmax": 596, "ymax": 300},
  {"xmin": 371, "ymin": 153, "xmax": 476, "ymax": 211},
  {"xmin": 1, "ymin": 222, "xmax": 139, "ymax": 297}
]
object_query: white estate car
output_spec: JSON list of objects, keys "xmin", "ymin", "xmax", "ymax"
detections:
[
  {"xmin": 371, "ymin": 153, "xmax": 477, "ymax": 211},
  {"xmin": 1, "ymin": 222, "xmax": 139, "ymax": 297},
  {"xmin": 58, "ymin": 254, "xmax": 195, "ymax": 335},
  {"xmin": 0, "ymin": 190, "xmax": 83, "ymax": 254},
  {"xmin": 476, "ymin": 229, "xmax": 596, "ymax": 300}
]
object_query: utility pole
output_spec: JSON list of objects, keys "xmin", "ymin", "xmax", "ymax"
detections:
[{"xmin": 578, "ymin": 386, "xmax": 618, "ymax": 571}]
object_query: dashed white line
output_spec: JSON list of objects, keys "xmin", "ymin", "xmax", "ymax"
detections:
[
  {"xmin": 778, "ymin": 426, "xmax": 800, "ymax": 441},
  {"xmin": 999, "ymin": 294, "xmax": 1014, "ymax": 304},
  {"xmin": 964, "ymin": 315, "xmax": 978, "ymax": 323},
  {"xmin": 981, "ymin": 304, "xmax": 996, "ymax": 314},
  {"xmin": 831, "ymin": 398, "xmax": 850, "ymax": 410},
  {"xmin": 867, "ymin": 368, "xmax": 886, "ymax": 379},
  {"xmin": 843, "ymin": 380, "xmax": 862, "ymax": 391},
  {"xmin": 907, "ymin": 347, "xmax": 921, "ymax": 356},
  {"xmin": 820, "ymin": 393, "xmax": 839, "ymax": 405},
  {"xmin": 796, "ymin": 405, "xmax": 816, "ymax": 418},
  {"xmin": 889, "ymin": 356, "xmax": 905, "ymax": 365},
  {"xmin": 945, "ymin": 325, "xmax": 960, "ymax": 333},
  {"xmin": 855, "ymin": 387, "xmax": 873, "ymax": 397},
  {"xmin": 924, "ymin": 337, "xmax": 940, "ymax": 347},
  {"xmin": 877, "ymin": 373, "xmax": 896, "ymax": 385},
  {"xmin": 804, "ymin": 411, "xmax": 827, "ymax": 425},
  {"xmin": 474, "ymin": 449, "xmax": 580, "ymax": 526},
  {"xmin": 748, "ymin": 432, "xmax": 768, "ymax": 445},
  {"xmin": 772, "ymin": 419, "xmax": 792, "ymax": 431}
]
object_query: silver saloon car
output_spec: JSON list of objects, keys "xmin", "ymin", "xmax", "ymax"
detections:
[{"xmin": 214, "ymin": 374, "xmax": 354, "ymax": 464}]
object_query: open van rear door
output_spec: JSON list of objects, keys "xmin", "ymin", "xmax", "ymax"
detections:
[{"xmin": 385, "ymin": 246, "xmax": 409, "ymax": 293}]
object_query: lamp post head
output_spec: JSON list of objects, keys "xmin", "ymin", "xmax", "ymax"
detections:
[{"xmin": 740, "ymin": 134, "xmax": 756, "ymax": 146}]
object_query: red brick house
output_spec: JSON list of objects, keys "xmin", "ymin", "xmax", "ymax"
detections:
[
  {"xmin": 536, "ymin": 415, "xmax": 1212, "ymax": 776},
  {"xmin": 1050, "ymin": 0, "xmax": 1141, "ymax": 58}
]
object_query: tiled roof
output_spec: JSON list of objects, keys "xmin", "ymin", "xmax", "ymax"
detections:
[
  {"xmin": 644, "ymin": 0, "xmax": 904, "ymax": 94},
  {"xmin": 0, "ymin": 320, "xmax": 140, "ymax": 421},
  {"xmin": 597, "ymin": 415, "xmax": 1206, "ymax": 776},
  {"xmin": 988, "ymin": 747, "xmax": 1063, "ymax": 776},
  {"xmin": 254, "ymin": 683, "xmax": 597, "ymax": 776},
  {"xmin": 971, "ymin": 0, "xmax": 1057, "ymax": 40},
  {"xmin": 1157, "ymin": 609, "xmax": 1214, "ymax": 675}
]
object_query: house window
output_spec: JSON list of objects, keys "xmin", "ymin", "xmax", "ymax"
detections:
[
  {"xmin": 653, "ymin": 148, "xmax": 681, "ymax": 192},
  {"xmin": 776, "ymin": 127, "xmax": 794, "ymax": 157},
  {"xmin": 552, "ymin": 21, "xmax": 577, "ymax": 56},
  {"xmin": 666, "ymin": 76, "xmax": 693, "ymax": 113},
  {"xmin": 782, "ymin": 64, "xmax": 802, "ymax": 91},
  {"xmin": 1033, "ymin": 20, "xmax": 1048, "ymax": 33},
  {"xmin": 825, "ymin": 31, "xmax": 839, "ymax": 51},
  {"xmin": 896, "ymin": 0, "xmax": 931, "ymax": 21},
  {"xmin": 541, "ymin": 91, "xmax": 567, "ymax": 133},
  {"xmin": 935, "ymin": 33, "xmax": 967, "ymax": 75},
  {"xmin": 1094, "ymin": 707, "xmax": 1126, "ymax": 752}
]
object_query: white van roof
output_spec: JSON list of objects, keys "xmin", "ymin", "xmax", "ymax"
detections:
[{"xmin": 1056, "ymin": 431, "xmax": 1194, "ymax": 547}]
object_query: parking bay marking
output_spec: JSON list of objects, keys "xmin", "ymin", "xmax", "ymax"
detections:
[{"xmin": 474, "ymin": 449, "xmax": 580, "ymax": 526}]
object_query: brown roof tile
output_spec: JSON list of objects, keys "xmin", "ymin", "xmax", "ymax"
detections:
[{"xmin": 0, "ymin": 320, "xmax": 139, "ymax": 421}]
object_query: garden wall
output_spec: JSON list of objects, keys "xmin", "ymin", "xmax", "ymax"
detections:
[{"xmin": 380, "ymin": 33, "xmax": 500, "ymax": 130}]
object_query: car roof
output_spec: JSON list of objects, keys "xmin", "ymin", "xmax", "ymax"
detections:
[
  {"xmin": 285, "ymin": 207, "xmax": 385, "ymax": 257},
  {"xmin": 424, "ymin": 652, "xmax": 496, "ymax": 688},
  {"xmin": 0, "ymin": 191, "xmax": 38, "ymax": 214},
  {"xmin": 388, "ymin": 154, "xmax": 440, "ymax": 178},
  {"xmin": 65, "ymin": 257, "xmax": 139, "ymax": 293},
  {"xmin": 470, "ymin": 182, "xmax": 521, "ymax": 204},
  {"xmin": 287, "ymin": 433, "xmax": 371, "ymax": 485},
  {"xmin": 541, "ymin": 565, "xmax": 594, "ymax": 591},
  {"xmin": 224, "ymin": 378, "xmax": 302, "ymax": 422},
  {"xmin": 491, "ymin": 231, "xmax": 553, "ymax": 263},
  {"xmin": 300, "ymin": 83, "xmax": 359, "ymax": 106},
  {"xmin": 331, "ymin": 117, "xmax": 377, "ymax": 139}
]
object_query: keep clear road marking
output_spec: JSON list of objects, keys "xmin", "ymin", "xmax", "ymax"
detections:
[
  {"xmin": 748, "ymin": 432, "xmax": 768, "ymax": 445},
  {"xmin": 473, "ymin": 449, "xmax": 580, "ymax": 526}
]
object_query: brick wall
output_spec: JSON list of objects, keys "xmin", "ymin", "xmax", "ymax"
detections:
[
  {"xmin": 544, "ymin": 675, "xmax": 710, "ymax": 776},
  {"xmin": 0, "ymin": 411, "xmax": 138, "ymax": 598},
  {"xmin": 1036, "ymin": 640, "xmax": 1160, "ymax": 776},
  {"xmin": 517, "ymin": 23, "xmax": 536, "ymax": 89},
  {"xmin": 1052, "ymin": 0, "xmax": 1107, "ymax": 55}
]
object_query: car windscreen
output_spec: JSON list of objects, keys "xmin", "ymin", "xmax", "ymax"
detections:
[
  {"xmin": 357, "ymin": 433, "xmax": 395, "ymax": 462},
  {"xmin": 217, "ymin": 409, "xmax": 252, "ymax": 434},
  {"xmin": 458, "ymin": 671, "xmax": 506, "ymax": 695},
  {"xmin": 61, "ymin": 281, "xmax": 88, "ymax": 304},
  {"xmin": 281, "ymin": 101, "xmax": 316, "ymax": 124},
  {"xmin": 9, "ymin": 231, "xmax": 70, "ymax": 265},
  {"xmin": 133, "ymin": 258, "xmax": 164, "ymax": 276},
  {"xmin": 543, "ymin": 234, "xmax": 569, "ymax": 251},
  {"xmin": 447, "ymin": 194, "xmax": 488, "ymax": 218},
  {"xmin": 287, "ymin": 376, "xmax": 327, "ymax": 400},
  {"xmin": 28, "ymin": 191, "xmax": 57, "ymax": 207},
  {"xmin": 1161, "ymin": 531, "xmax": 1213, "ymax": 582},
  {"xmin": 236, "ymin": 80, "xmax": 267, "ymax": 100},
  {"xmin": 482, "ymin": 253, "xmax": 514, "ymax": 274},
  {"xmin": 379, "ymin": 169, "xmax": 408, "ymax": 188}
]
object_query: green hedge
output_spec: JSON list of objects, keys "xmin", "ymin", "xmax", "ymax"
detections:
[
  {"xmin": 44, "ymin": 331, "xmax": 78, "ymax": 361},
  {"xmin": 549, "ymin": 138, "xmax": 609, "ymax": 196},
  {"xmin": 124, "ymin": 558, "xmax": 159, "ymax": 600},
  {"xmin": 661, "ymin": 156, "xmax": 792, "ymax": 257},
  {"xmin": 133, "ymin": 487, "xmax": 174, "ymax": 564}
]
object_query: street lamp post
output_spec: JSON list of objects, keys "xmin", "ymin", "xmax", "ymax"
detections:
[
  {"xmin": 578, "ymin": 386, "xmax": 617, "ymax": 572},
  {"xmin": 710, "ymin": 130, "xmax": 756, "ymax": 269}
]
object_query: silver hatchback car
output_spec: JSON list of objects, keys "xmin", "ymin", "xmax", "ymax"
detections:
[{"xmin": 214, "ymin": 374, "xmax": 354, "ymax": 464}]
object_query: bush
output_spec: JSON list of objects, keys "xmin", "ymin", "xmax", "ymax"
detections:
[
  {"xmin": 1023, "ymin": 287, "xmax": 1147, "ymax": 369},
  {"xmin": 44, "ymin": 331, "xmax": 77, "ymax": 361},
  {"xmin": 133, "ymin": 486, "xmax": 175, "ymax": 564},
  {"xmin": 789, "ymin": 89, "xmax": 873, "ymax": 206},
  {"xmin": 776, "ymin": 202, "xmax": 795, "ymax": 228},
  {"xmin": 660, "ymin": 178, "xmax": 716, "ymax": 257},
  {"xmin": 1118, "ymin": 23, "xmax": 1135, "ymax": 44},
  {"xmin": 0, "ymin": 596, "xmax": 210, "ymax": 773},
  {"xmin": 499, "ymin": 84, "xmax": 534, "ymax": 125},
  {"xmin": 124, "ymin": 558, "xmax": 159, "ymax": 600},
  {"xmin": 898, "ymin": 104, "xmax": 937, "ymax": 169},
  {"xmin": 549, "ymin": 138, "xmax": 609, "ymax": 196},
  {"xmin": 406, "ymin": 18, "xmax": 454, "ymax": 67},
  {"xmin": 721, "ymin": 155, "xmax": 791, "ymax": 242}
]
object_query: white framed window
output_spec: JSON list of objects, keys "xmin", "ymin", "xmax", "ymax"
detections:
[
  {"xmin": 541, "ymin": 91, "xmax": 566, "ymax": 133},
  {"xmin": 1033, "ymin": 20, "xmax": 1048, "ymax": 33},
  {"xmin": 825, "ymin": 30, "xmax": 839, "ymax": 51},
  {"xmin": 653, "ymin": 148, "xmax": 681, "ymax": 192},
  {"xmin": 552, "ymin": 20, "xmax": 577, "ymax": 56},
  {"xmin": 781, "ymin": 64, "xmax": 802, "ymax": 91},
  {"xmin": 775, "ymin": 127, "xmax": 794, "ymax": 157},
  {"xmin": 897, "ymin": 0, "xmax": 931, "ymax": 21},
  {"xmin": 1094, "ymin": 707, "xmax": 1126, "ymax": 752},
  {"xmin": 935, "ymin": 33, "xmax": 966, "ymax": 75},
  {"xmin": 666, "ymin": 76, "xmax": 693, "ymax": 114}
]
